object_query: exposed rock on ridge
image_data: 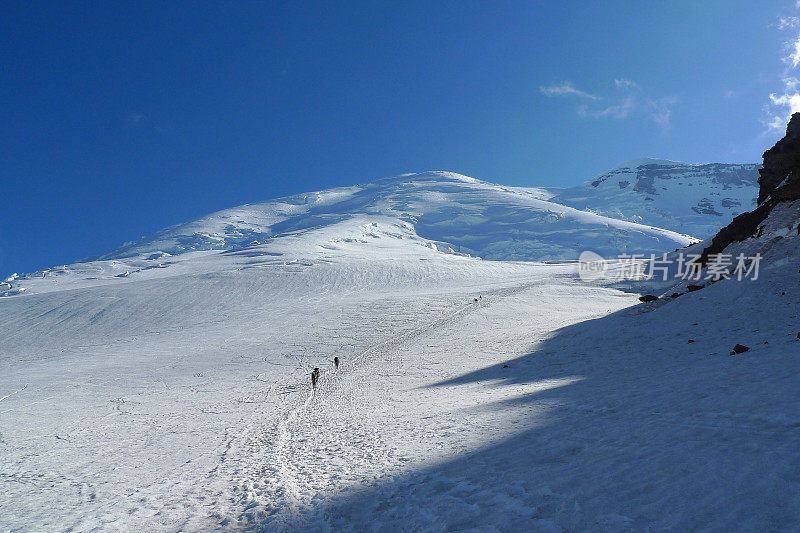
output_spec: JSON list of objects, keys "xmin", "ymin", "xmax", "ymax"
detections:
[{"xmin": 700, "ymin": 113, "xmax": 800, "ymax": 261}]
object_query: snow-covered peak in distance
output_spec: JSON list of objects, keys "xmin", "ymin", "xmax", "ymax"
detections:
[
  {"xmin": 551, "ymin": 159, "xmax": 760, "ymax": 239},
  {"xmin": 91, "ymin": 170, "xmax": 694, "ymax": 264}
]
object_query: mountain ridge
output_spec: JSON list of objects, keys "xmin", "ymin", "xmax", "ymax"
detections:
[
  {"xmin": 89, "ymin": 170, "xmax": 695, "ymax": 263},
  {"xmin": 2, "ymin": 159, "xmax": 763, "ymax": 295},
  {"xmin": 552, "ymin": 160, "xmax": 759, "ymax": 239}
]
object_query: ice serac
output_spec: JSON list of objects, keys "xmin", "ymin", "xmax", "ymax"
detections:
[{"xmin": 700, "ymin": 113, "xmax": 800, "ymax": 261}]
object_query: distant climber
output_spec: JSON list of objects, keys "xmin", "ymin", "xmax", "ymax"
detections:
[
  {"xmin": 311, "ymin": 367, "xmax": 320, "ymax": 389},
  {"xmin": 334, "ymin": 356, "xmax": 340, "ymax": 369}
]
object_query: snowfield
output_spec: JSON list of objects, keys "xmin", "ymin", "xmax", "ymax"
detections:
[
  {"xmin": 1, "ymin": 221, "xmax": 626, "ymax": 530},
  {"xmin": 3, "ymin": 171, "xmax": 798, "ymax": 532}
]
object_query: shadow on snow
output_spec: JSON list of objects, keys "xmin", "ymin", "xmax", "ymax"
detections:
[{"xmin": 257, "ymin": 291, "xmax": 800, "ymax": 532}]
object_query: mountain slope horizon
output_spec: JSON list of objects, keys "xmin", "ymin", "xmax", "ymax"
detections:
[
  {"xmin": 3, "ymin": 158, "xmax": 760, "ymax": 293},
  {"xmin": 90, "ymin": 166, "xmax": 704, "ymax": 263}
]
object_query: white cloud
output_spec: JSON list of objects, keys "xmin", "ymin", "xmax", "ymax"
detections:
[
  {"xmin": 647, "ymin": 97, "xmax": 677, "ymax": 130},
  {"xmin": 540, "ymin": 82, "xmax": 599, "ymax": 100},
  {"xmin": 767, "ymin": 10, "xmax": 800, "ymax": 129},
  {"xmin": 769, "ymin": 81, "xmax": 800, "ymax": 113},
  {"xmin": 580, "ymin": 95, "xmax": 636, "ymax": 120},
  {"xmin": 768, "ymin": 68, "xmax": 800, "ymax": 130},
  {"xmin": 562, "ymin": 79, "xmax": 675, "ymax": 130},
  {"xmin": 613, "ymin": 78, "xmax": 639, "ymax": 90},
  {"xmin": 778, "ymin": 16, "xmax": 799, "ymax": 30},
  {"xmin": 767, "ymin": 113, "xmax": 789, "ymax": 130},
  {"xmin": 788, "ymin": 37, "xmax": 800, "ymax": 67}
]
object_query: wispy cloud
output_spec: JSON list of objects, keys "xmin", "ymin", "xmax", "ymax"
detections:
[
  {"xmin": 545, "ymin": 78, "xmax": 676, "ymax": 131},
  {"xmin": 613, "ymin": 78, "xmax": 639, "ymax": 90},
  {"xmin": 778, "ymin": 16, "xmax": 799, "ymax": 30},
  {"xmin": 579, "ymin": 95, "xmax": 636, "ymax": 120},
  {"xmin": 767, "ymin": 8, "xmax": 800, "ymax": 129},
  {"xmin": 768, "ymin": 77, "xmax": 800, "ymax": 128},
  {"xmin": 540, "ymin": 82, "xmax": 599, "ymax": 100},
  {"xmin": 647, "ymin": 97, "xmax": 677, "ymax": 130},
  {"xmin": 789, "ymin": 38, "xmax": 800, "ymax": 67}
]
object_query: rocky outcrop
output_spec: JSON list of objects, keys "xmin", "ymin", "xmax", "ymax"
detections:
[
  {"xmin": 758, "ymin": 113, "xmax": 800, "ymax": 203},
  {"xmin": 730, "ymin": 344, "xmax": 750, "ymax": 355},
  {"xmin": 700, "ymin": 113, "xmax": 800, "ymax": 262}
]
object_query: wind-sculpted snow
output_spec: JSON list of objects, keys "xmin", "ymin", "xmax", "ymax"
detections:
[
  {"xmin": 90, "ymin": 171, "xmax": 695, "ymax": 265},
  {"xmin": 552, "ymin": 158, "xmax": 759, "ymax": 239}
]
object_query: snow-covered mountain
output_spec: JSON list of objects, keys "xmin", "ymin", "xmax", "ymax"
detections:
[
  {"xmin": 551, "ymin": 158, "xmax": 759, "ymax": 239},
  {"xmin": 5, "ymin": 161, "xmax": 770, "ymax": 299},
  {"xmin": 94, "ymin": 170, "xmax": 692, "ymax": 263},
  {"xmin": 3, "ymin": 145, "xmax": 799, "ymax": 531},
  {"xmin": 3, "ymin": 170, "xmax": 698, "ymax": 298}
]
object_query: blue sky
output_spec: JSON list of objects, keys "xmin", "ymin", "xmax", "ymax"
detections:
[{"xmin": 3, "ymin": 1, "xmax": 800, "ymax": 274}]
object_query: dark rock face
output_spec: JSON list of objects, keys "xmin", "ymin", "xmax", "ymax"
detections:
[
  {"xmin": 700, "ymin": 202, "xmax": 774, "ymax": 261},
  {"xmin": 632, "ymin": 174, "xmax": 657, "ymax": 195},
  {"xmin": 720, "ymin": 198, "xmax": 741, "ymax": 209},
  {"xmin": 692, "ymin": 199, "xmax": 722, "ymax": 216},
  {"xmin": 730, "ymin": 344, "xmax": 750, "ymax": 355},
  {"xmin": 638, "ymin": 294, "xmax": 659, "ymax": 302},
  {"xmin": 701, "ymin": 113, "xmax": 800, "ymax": 262},
  {"xmin": 758, "ymin": 113, "xmax": 800, "ymax": 204}
]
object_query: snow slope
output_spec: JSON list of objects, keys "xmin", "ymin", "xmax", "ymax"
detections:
[
  {"xmin": 552, "ymin": 159, "xmax": 759, "ymax": 239},
  {"xmin": 275, "ymin": 259, "xmax": 800, "ymax": 532},
  {"xmin": 80, "ymin": 171, "xmax": 694, "ymax": 264},
  {"xmin": 4, "ymin": 166, "xmax": 799, "ymax": 532},
  {"xmin": 2, "ymin": 211, "xmax": 799, "ymax": 531},
  {"xmin": 0, "ymin": 222, "xmax": 616, "ymax": 530}
]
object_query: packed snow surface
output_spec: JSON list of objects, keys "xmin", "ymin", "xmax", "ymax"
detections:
[{"xmin": 2, "ymin": 197, "xmax": 799, "ymax": 531}]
